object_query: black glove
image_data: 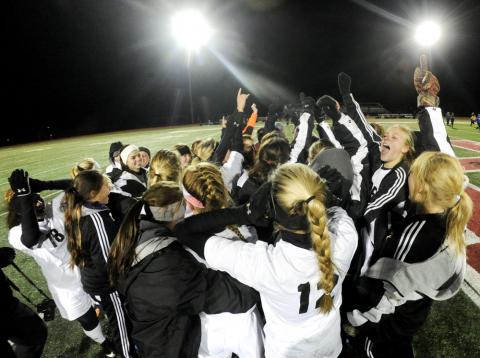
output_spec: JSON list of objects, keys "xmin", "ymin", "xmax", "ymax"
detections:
[
  {"xmin": 245, "ymin": 182, "xmax": 273, "ymax": 227},
  {"xmin": 317, "ymin": 95, "xmax": 341, "ymax": 122},
  {"xmin": 8, "ymin": 169, "xmax": 31, "ymax": 196},
  {"xmin": 338, "ymin": 72, "xmax": 351, "ymax": 96},
  {"xmin": 299, "ymin": 92, "xmax": 317, "ymax": 118},
  {"xmin": 0, "ymin": 247, "xmax": 15, "ymax": 268}
]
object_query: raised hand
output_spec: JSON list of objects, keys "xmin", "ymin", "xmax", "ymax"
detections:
[
  {"xmin": 338, "ymin": 72, "xmax": 351, "ymax": 96},
  {"xmin": 237, "ymin": 88, "xmax": 250, "ymax": 113},
  {"xmin": 251, "ymin": 103, "xmax": 258, "ymax": 114},
  {"xmin": 8, "ymin": 169, "xmax": 31, "ymax": 196},
  {"xmin": 317, "ymin": 95, "xmax": 341, "ymax": 121},
  {"xmin": 413, "ymin": 54, "xmax": 440, "ymax": 107}
]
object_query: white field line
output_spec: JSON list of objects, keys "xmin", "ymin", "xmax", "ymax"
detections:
[
  {"xmin": 453, "ymin": 145, "xmax": 480, "ymax": 153},
  {"xmin": 168, "ymin": 128, "xmax": 219, "ymax": 134},
  {"xmin": 463, "ymin": 229, "xmax": 480, "ymax": 308},
  {"xmin": 465, "ymin": 170, "xmax": 480, "ymax": 173},
  {"xmin": 24, "ymin": 147, "xmax": 52, "ymax": 152},
  {"xmin": 469, "ymin": 183, "xmax": 480, "ymax": 191}
]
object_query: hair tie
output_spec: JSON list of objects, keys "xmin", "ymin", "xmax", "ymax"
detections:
[
  {"xmin": 305, "ymin": 195, "xmax": 315, "ymax": 205},
  {"xmin": 455, "ymin": 194, "xmax": 461, "ymax": 204},
  {"xmin": 68, "ymin": 186, "xmax": 78, "ymax": 194}
]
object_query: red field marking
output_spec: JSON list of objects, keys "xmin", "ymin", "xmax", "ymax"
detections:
[
  {"xmin": 467, "ymin": 243, "xmax": 480, "ymax": 273},
  {"xmin": 466, "ymin": 187, "xmax": 480, "ymax": 237},
  {"xmin": 452, "ymin": 140, "xmax": 480, "ymax": 152},
  {"xmin": 459, "ymin": 157, "xmax": 480, "ymax": 171}
]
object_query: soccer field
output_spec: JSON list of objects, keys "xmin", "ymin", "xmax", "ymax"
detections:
[{"xmin": 1, "ymin": 119, "xmax": 479, "ymax": 357}]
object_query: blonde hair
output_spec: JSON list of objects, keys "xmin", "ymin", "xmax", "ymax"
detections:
[
  {"xmin": 273, "ymin": 163, "xmax": 334, "ymax": 313},
  {"xmin": 70, "ymin": 158, "xmax": 100, "ymax": 178},
  {"xmin": 308, "ymin": 140, "xmax": 334, "ymax": 164},
  {"xmin": 409, "ymin": 152, "xmax": 473, "ymax": 254},
  {"xmin": 387, "ymin": 125, "xmax": 415, "ymax": 163},
  {"xmin": 370, "ymin": 122, "xmax": 385, "ymax": 137},
  {"xmin": 191, "ymin": 138, "xmax": 216, "ymax": 164},
  {"xmin": 148, "ymin": 149, "xmax": 181, "ymax": 186},
  {"xmin": 182, "ymin": 162, "xmax": 245, "ymax": 241}
]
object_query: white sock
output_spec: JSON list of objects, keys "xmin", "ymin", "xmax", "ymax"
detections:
[{"xmin": 83, "ymin": 322, "xmax": 106, "ymax": 344}]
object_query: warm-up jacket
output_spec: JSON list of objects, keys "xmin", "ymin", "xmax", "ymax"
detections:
[
  {"xmin": 108, "ymin": 167, "xmax": 148, "ymax": 198},
  {"xmin": 78, "ymin": 204, "xmax": 118, "ymax": 295},
  {"xmin": 346, "ymin": 212, "xmax": 464, "ymax": 354},
  {"xmin": 117, "ymin": 220, "xmax": 260, "ymax": 358}
]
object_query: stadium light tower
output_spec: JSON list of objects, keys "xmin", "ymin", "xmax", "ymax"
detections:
[{"xmin": 171, "ymin": 9, "xmax": 213, "ymax": 124}]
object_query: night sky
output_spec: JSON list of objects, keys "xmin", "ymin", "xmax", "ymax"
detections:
[{"xmin": 4, "ymin": 0, "xmax": 480, "ymax": 145}]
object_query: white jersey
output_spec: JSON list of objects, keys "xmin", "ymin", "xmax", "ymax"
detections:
[
  {"xmin": 195, "ymin": 227, "xmax": 264, "ymax": 358},
  {"xmin": 8, "ymin": 194, "xmax": 92, "ymax": 320},
  {"xmin": 203, "ymin": 207, "xmax": 358, "ymax": 358}
]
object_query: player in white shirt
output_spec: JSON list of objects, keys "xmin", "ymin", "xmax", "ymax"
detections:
[
  {"xmin": 177, "ymin": 163, "xmax": 358, "ymax": 357},
  {"xmin": 181, "ymin": 162, "xmax": 264, "ymax": 358},
  {"xmin": 6, "ymin": 169, "xmax": 115, "ymax": 356}
]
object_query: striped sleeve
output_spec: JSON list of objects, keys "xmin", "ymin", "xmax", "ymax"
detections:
[
  {"xmin": 289, "ymin": 112, "xmax": 313, "ymax": 164},
  {"xmin": 364, "ymin": 166, "xmax": 408, "ymax": 222},
  {"xmin": 416, "ymin": 107, "xmax": 455, "ymax": 156},
  {"xmin": 89, "ymin": 213, "xmax": 112, "ymax": 264}
]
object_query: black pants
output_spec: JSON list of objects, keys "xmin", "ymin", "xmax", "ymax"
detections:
[
  {"xmin": 0, "ymin": 301, "xmax": 47, "ymax": 358},
  {"xmin": 92, "ymin": 291, "xmax": 134, "ymax": 358}
]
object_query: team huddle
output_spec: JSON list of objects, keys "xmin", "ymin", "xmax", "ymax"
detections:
[{"xmin": 0, "ymin": 56, "xmax": 473, "ymax": 358}]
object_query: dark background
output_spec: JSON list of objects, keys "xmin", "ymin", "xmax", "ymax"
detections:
[{"xmin": 4, "ymin": 0, "xmax": 480, "ymax": 145}]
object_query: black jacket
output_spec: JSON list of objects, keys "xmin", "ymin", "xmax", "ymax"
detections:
[
  {"xmin": 79, "ymin": 204, "xmax": 118, "ymax": 295},
  {"xmin": 117, "ymin": 221, "xmax": 259, "ymax": 358}
]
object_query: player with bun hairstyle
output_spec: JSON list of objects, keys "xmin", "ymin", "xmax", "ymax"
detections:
[
  {"xmin": 176, "ymin": 163, "xmax": 357, "ymax": 357},
  {"xmin": 181, "ymin": 162, "xmax": 264, "ymax": 357},
  {"xmin": 148, "ymin": 149, "xmax": 182, "ymax": 187}
]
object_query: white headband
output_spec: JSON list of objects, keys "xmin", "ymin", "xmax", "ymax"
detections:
[
  {"xmin": 120, "ymin": 144, "xmax": 139, "ymax": 164},
  {"xmin": 140, "ymin": 201, "xmax": 186, "ymax": 222}
]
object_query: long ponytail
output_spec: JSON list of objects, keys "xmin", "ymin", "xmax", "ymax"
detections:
[
  {"xmin": 109, "ymin": 200, "xmax": 143, "ymax": 286},
  {"xmin": 409, "ymin": 152, "xmax": 473, "ymax": 254},
  {"xmin": 446, "ymin": 190, "xmax": 473, "ymax": 254},
  {"xmin": 273, "ymin": 163, "xmax": 334, "ymax": 313},
  {"xmin": 64, "ymin": 170, "xmax": 105, "ymax": 268},
  {"xmin": 109, "ymin": 181, "xmax": 184, "ymax": 286}
]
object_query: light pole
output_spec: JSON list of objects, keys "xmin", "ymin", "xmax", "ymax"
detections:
[{"xmin": 171, "ymin": 10, "xmax": 212, "ymax": 124}]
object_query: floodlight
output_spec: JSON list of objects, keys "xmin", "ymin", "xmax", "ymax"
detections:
[
  {"xmin": 415, "ymin": 21, "xmax": 441, "ymax": 47},
  {"xmin": 171, "ymin": 9, "xmax": 212, "ymax": 51}
]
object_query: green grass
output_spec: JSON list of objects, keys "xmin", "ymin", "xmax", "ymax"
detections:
[
  {"xmin": 1, "ymin": 119, "xmax": 479, "ymax": 357},
  {"xmin": 453, "ymin": 146, "xmax": 479, "ymax": 158}
]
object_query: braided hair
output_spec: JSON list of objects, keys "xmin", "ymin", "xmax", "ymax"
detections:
[{"xmin": 182, "ymin": 162, "xmax": 246, "ymax": 241}]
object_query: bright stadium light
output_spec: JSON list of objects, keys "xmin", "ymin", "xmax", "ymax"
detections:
[
  {"xmin": 415, "ymin": 21, "xmax": 441, "ymax": 47},
  {"xmin": 171, "ymin": 9, "xmax": 212, "ymax": 51}
]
